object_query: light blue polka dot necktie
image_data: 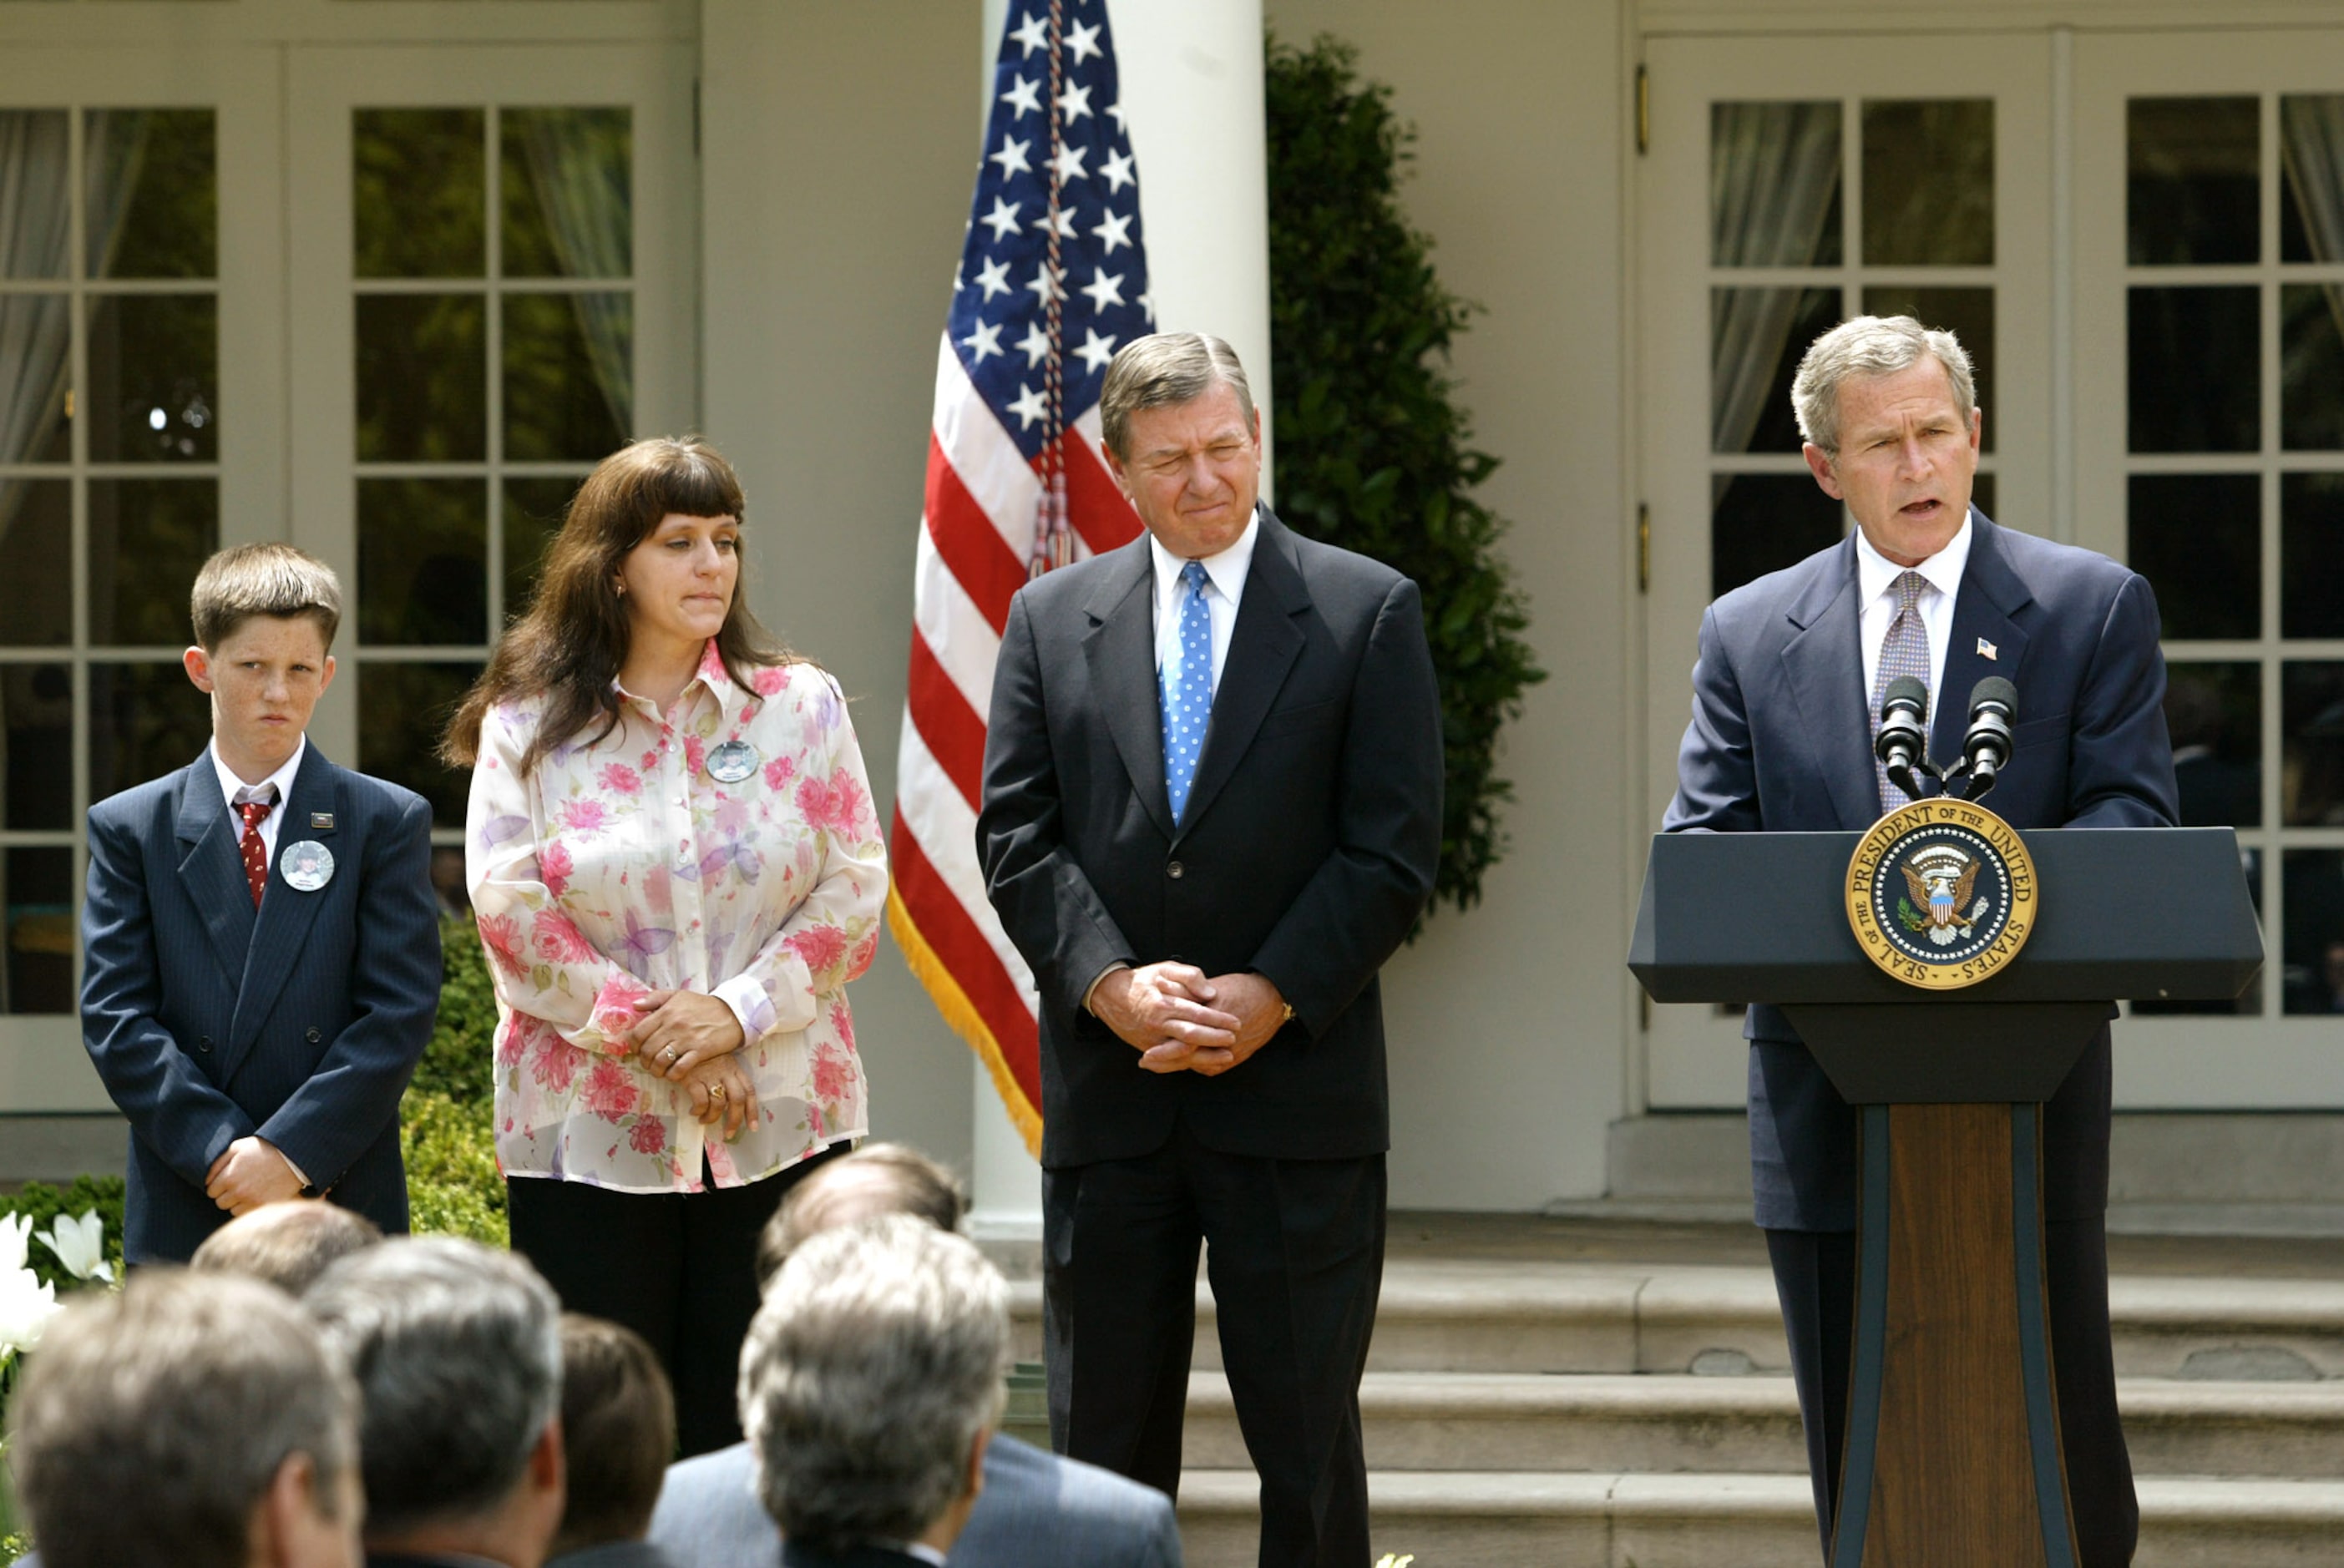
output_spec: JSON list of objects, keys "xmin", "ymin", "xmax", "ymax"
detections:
[{"xmin": 1161, "ymin": 559, "xmax": 1213, "ymax": 825}]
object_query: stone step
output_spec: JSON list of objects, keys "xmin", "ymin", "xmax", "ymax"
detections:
[
  {"xmin": 1010, "ymin": 1265, "xmax": 2344, "ymax": 1380},
  {"xmin": 1173, "ymin": 1470, "xmax": 2344, "ymax": 1568},
  {"xmin": 1177, "ymin": 1371, "xmax": 2344, "ymax": 1478}
]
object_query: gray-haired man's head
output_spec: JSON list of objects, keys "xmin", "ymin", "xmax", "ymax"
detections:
[
  {"xmin": 7, "ymin": 1270, "xmax": 362, "ymax": 1568},
  {"xmin": 741, "ymin": 1215, "xmax": 1009, "ymax": 1555},
  {"xmin": 756, "ymin": 1141, "xmax": 969, "ymax": 1289},
  {"xmin": 193, "ymin": 1199, "xmax": 383, "ymax": 1297},
  {"xmin": 303, "ymin": 1237, "xmax": 564, "ymax": 1545}
]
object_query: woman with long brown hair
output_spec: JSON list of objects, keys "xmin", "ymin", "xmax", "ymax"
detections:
[{"xmin": 444, "ymin": 437, "xmax": 883, "ymax": 1454}]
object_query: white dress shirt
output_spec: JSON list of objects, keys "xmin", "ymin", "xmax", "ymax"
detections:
[
  {"xmin": 209, "ymin": 736, "xmax": 307, "ymax": 867},
  {"xmin": 1855, "ymin": 508, "xmax": 1974, "ymax": 725},
  {"xmin": 1148, "ymin": 508, "xmax": 1260, "ymax": 695}
]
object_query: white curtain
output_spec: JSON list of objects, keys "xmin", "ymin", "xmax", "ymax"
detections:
[
  {"xmin": 2282, "ymin": 96, "xmax": 2344, "ymax": 341},
  {"xmin": 515, "ymin": 109, "xmax": 634, "ymax": 438},
  {"xmin": 1709, "ymin": 101, "xmax": 1842, "ymax": 469},
  {"xmin": 0, "ymin": 109, "xmax": 149, "ymax": 536}
]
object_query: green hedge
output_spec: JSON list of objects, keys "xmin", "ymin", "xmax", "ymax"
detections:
[
  {"xmin": 402, "ymin": 913, "xmax": 506, "ymax": 1247},
  {"xmin": 1266, "ymin": 33, "xmax": 1545, "ymax": 918},
  {"xmin": 0, "ymin": 1176, "xmax": 125, "ymax": 1294}
]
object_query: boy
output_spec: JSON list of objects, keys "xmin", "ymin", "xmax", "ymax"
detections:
[{"xmin": 80, "ymin": 543, "xmax": 440, "ymax": 1262}]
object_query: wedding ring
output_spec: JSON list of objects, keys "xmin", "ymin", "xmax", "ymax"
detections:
[
  {"xmin": 709, "ymin": 1083, "xmax": 727, "ymax": 1100},
  {"xmin": 661, "ymin": 1046, "xmax": 677, "ymax": 1062}
]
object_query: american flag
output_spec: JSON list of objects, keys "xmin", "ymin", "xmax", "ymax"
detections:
[{"xmin": 888, "ymin": 0, "xmax": 1152, "ymax": 1154}]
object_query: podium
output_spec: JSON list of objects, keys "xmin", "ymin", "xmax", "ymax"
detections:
[{"xmin": 1629, "ymin": 826, "xmax": 2260, "ymax": 1567}]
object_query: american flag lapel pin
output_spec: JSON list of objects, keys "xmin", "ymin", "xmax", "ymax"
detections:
[{"xmin": 1977, "ymin": 639, "xmax": 1998, "ymax": 661}]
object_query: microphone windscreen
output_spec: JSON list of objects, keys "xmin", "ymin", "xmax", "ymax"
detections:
[
  {"xmin": 1884, "ymin": 675, "xmax": 1929, "ymax": 714},
  {"xmin": 1970, "ymin": 675, "xmax": 2017, "ymax": 719}
]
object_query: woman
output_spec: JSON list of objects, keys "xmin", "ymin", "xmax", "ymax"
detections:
[{"xmin": 443, "ymin": 437, "xmax": 883, "ymax": 1454}]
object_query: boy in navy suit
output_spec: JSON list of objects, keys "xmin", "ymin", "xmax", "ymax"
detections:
[{"xmin": 80, "ymin": 544, "xmax": 441, "ymax": 1262}]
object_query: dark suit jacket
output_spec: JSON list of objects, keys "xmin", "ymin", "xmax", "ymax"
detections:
[
  {"xmin": 1662, "ymin": 513, "xmax": 2179, "ymax": 1228},
  {"xmin": 81, "ymin": 743, "xmax": 441, "ymax": 1262},
  {"xmin": 979, "ymin": 505, "xmax": 1443, "ymax": 1167},
  {"xmin": 779, "ymin": 1545, "xmax": 928, "ymax": 1568}
]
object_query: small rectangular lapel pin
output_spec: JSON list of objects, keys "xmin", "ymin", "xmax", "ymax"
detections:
[
  {"xmin": 311, "ymin": 812, "xmax": 335, "ymax": 830},
  {"xmin": 1977, "ymin": 639, "xmax": 1998, "ymax": 661}
]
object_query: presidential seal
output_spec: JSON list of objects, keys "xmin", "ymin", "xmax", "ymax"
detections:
[{"xmin": 1845, "ymin": 798, "xmax": 2036, "ymax": 990}]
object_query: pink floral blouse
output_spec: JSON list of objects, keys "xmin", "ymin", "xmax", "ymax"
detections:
[{"xmin": 464, "ymin": 641, "xmax": 885, "ymax": 1193}]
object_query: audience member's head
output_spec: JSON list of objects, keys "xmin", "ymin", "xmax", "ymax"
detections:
[
  {"xmin": 550, "ymin": 1313, "xmax": 676, "ymax": 1558},
  {"xmin": 755, "ymin": 1141, "xmax": 968, "ymax": 1289},
  {"xmin": 741, "ymin": 1216, "xmax": 1008, "ymax": 1558},
  {"xmin": 304, "ymin": 1237, "xmax": 566, "ymax": 1568},
  {"xmin": 193, "ymin": 1200, "xmax": 383, "ymax": 1295},
  {"xmin": 7, "ymin": 1269, "xmax": 362, "ymax": 1568}
]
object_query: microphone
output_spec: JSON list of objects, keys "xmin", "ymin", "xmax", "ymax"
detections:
[
  {"xmin": 1875, "ymin": 675, "xmax": 1930, "ymax": 802},
  {"xmin": 1961, "ymin": 677, "xmax": 2019, "ymax": 800}
]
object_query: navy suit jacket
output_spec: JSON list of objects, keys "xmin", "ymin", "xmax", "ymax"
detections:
[
  {"xmin": 80, "ymin": 743, "xmax": 441, "ymax": 1262},
  {"xmin": 650, "ymin": 1433, "xmax": 1182, "ymax": 1568},
  {"xmin": 977, "ymin": 507, "xmax": 1443, "ymax": 1167},
  {"xmin": 1662, "ymin": 513, "xmax": 2179, "ymax": 1228}
]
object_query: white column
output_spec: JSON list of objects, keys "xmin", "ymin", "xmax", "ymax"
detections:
[{"xmin": 965, "ymin": 0, "xmax": 1272, "ymax": 1235}]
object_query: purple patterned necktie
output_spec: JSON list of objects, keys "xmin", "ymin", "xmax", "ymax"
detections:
[{"xmin": 1871, "ymin": 569, "xmax": 1931, "ymax": 812}]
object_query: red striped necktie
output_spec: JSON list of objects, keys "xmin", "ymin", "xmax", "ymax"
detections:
[{"xmin": 235, "ymin": 788, "xmax": 276, "ymax": 908}]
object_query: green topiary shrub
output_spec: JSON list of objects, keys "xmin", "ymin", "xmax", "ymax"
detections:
[
  {"xmin": 400, "ymin": 913, "xmax": 506, "ymax": 1246},
  {"xmin": 1265, "ymin": 32, "xmax": 1545, "ymax": 917}
]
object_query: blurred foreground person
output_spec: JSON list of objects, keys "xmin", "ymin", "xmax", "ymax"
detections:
[
  {"xmin": 547, "ymin": 1314, "xmax": 681, "ymax": 1568},
  {"xmin": 649, "ymin": 1142, "xmax": 1180, "ymax": 1567},
  {"xmin": 193, "ymin": 1199, "xmax": 383, "ymax": 1294},
  {"xmin": 7, "ymin": 1270, "xmax": 363, "ymax": 1568},
  {"xmin": 305, "ymin": 1237, "xmax": 566, "ymax": 1568},
  {"xmin": 742, "ymin": 1217, "xmax": 1002, "ymax": 1568}
]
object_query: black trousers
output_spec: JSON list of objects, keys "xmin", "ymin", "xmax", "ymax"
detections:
[
  {"xmin": 507, "ymin": 1142, "xmax": 848, "ymax": 1457},
  {"xmin": 1043, "ymin": 1120, "xmax": 1386, "ymax": 1568},
  {"xmin": 1768, "ymin": 1216, "xmax": 2138, "ymax": 1566}
]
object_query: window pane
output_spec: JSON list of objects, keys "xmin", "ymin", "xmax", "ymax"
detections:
[
  {"xmin": 89, "ymin": 479, "xmax": 217, "ymax": 645},
  {"xmin": 2283, "ymin": 661, "xmax": 2344, "ymax": 827},
  {"xmin": 0, "ymin": 293, "xmax": 71, "ymax": 463},
  {"xmin": 359, "ymin": 661, "xmax": 478, "ymax": 828},
  {"xmin": 3, "ymin": 847, "xmax": 74, "ymax": 1016},
  {"xmin": 1711, "ymin": 286, "xmax": 1838, "ymax": 456},
  {"xmin": 0, "ymin": 481, "xmax": 72, "ymax": 645},
  {"xmin": 2165, "ymin": 662, "xmax": 2261, "ymax": 829},
  {"xmin": 2284, "ymin": 473, "xmax": 2344, "ymax": 639},
  {"xmin": 504, "ymin": 292, "xmax": 630, "ymax": 462},
  {"xmin": 1861, "ymin": 99, "xmax": 1993, "ymax": 266},
  {"xmin": 0, "ymin": 112, "xmax": 68, "ymax": 277},
  {"xmin": 87, "ymin": 109, "xmax": 216, "ymax": 280},
  {"xmin": 89, "ymin": 661, "xmax": 210, "ymax": 802},
  {"xmin": 358, "ymin": 478, "xmax": 487, "ymax": 646},
  {"xmin": 504, "ymin": 476, "xmax": 577, "ymax": 618},
  {"xmin": 2129, "ymin": 287, "xmax": 2258, "ymax": 453},
  {"xmin": 2280, "ymin": 96, "xmax": 2344, "ymax": 265},
  {"xmin": 1712, "ymin": 473, "xmax": 1840, "ymax": 599},
  {"xmin": 1969, "ymin": 471, "xmax": 1996, "ymax": 518},
  {"xmin": 356, "ymin": 293, "xmax": 486, "ymax": 462},
  {"xmin": 1861, "ymin": 286, "xmax": 1995, "ymax": 453},
  {"xmin": 2129, "ymin": 97, "xmax": 2258, "ymax": 266},
  {"xmin": 2282, "ymin": 285, "xmax": 2344, "ymax": 451},
  {"xmin": 2, "ymin": 664, "xmax": 72, "ymax": 831},
  {"xmin": 501, "ymin": 107, "xmax": 631, "ymax": 280},
  {"xmin": 353, "ymin": 109, "xmax": 484, "ymax": 280},
  {"xmin": 2284, "ymin": 850, "xmax": 2344, "ymax": 1015},
  {"xmin": 1710, "ymin": 101, "xmax": 1842, "ymax": 268},
  {"xmin": 2136, "ymin": 849, "xmax": 2260, "ymax": 1016},
  {"xmin": 2130, "ymin": 474, "xmax": 2258, "ymax": 640},
  {"xmin": 86, "ymin": 292, "xmax": 217, "ymax": 463}
]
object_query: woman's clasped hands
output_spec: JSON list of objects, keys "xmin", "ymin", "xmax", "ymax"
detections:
[{"xmin": 633, "ymin": 989, "xmax": 757, "ymax": 1138}]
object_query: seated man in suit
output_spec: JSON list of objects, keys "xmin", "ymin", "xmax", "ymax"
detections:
[
  {"xmin": 192, "ymin": 1197, "xmax": 385, "ymax": 1296},
  {"xmin": 546, "ymin": 1315, "xmax": 680, "ymax": 1568},
  {"xmin": 304, "ymin": 1237, "xmax": 568, "ymax": 1568},
  {"xmin": 1663, "ymin": 315, "xmax": 2176, "ymax": 1566},
  {"xmin": 742, "ymin": 1216, "xmax": 1006, "ymax": 1568},
  {"xmin": 7, "ymin": 1270, "xmax": 363, "ymax": 1568},
  {"xmin": 80, "ymin": 543, "xmax": 441, "ymax": 1262},
  {"xmin": 650, "ymin": 1142, "xmax": 1182, "ymax": 1567}
]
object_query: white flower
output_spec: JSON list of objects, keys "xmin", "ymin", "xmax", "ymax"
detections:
[
  {"xmin": 0, "ymin": 1271, "xmax": 58, "ymax": 1359},
  {"xmin": 0, "ymin": 1212, "xmax": 31, "ymax": 1277},
  {"xmin": 34, "ymin": 1210, "xmax": 113, "ymax": 1284}
]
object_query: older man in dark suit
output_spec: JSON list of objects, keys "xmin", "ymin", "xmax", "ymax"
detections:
[
  {"xmin": 1663, "ymin": 315, "xmax": 2178, "ymax": 1567},
  {"xmin": 979, "ymin": 332, "xmax": 1443, "ymax": 1566}
]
